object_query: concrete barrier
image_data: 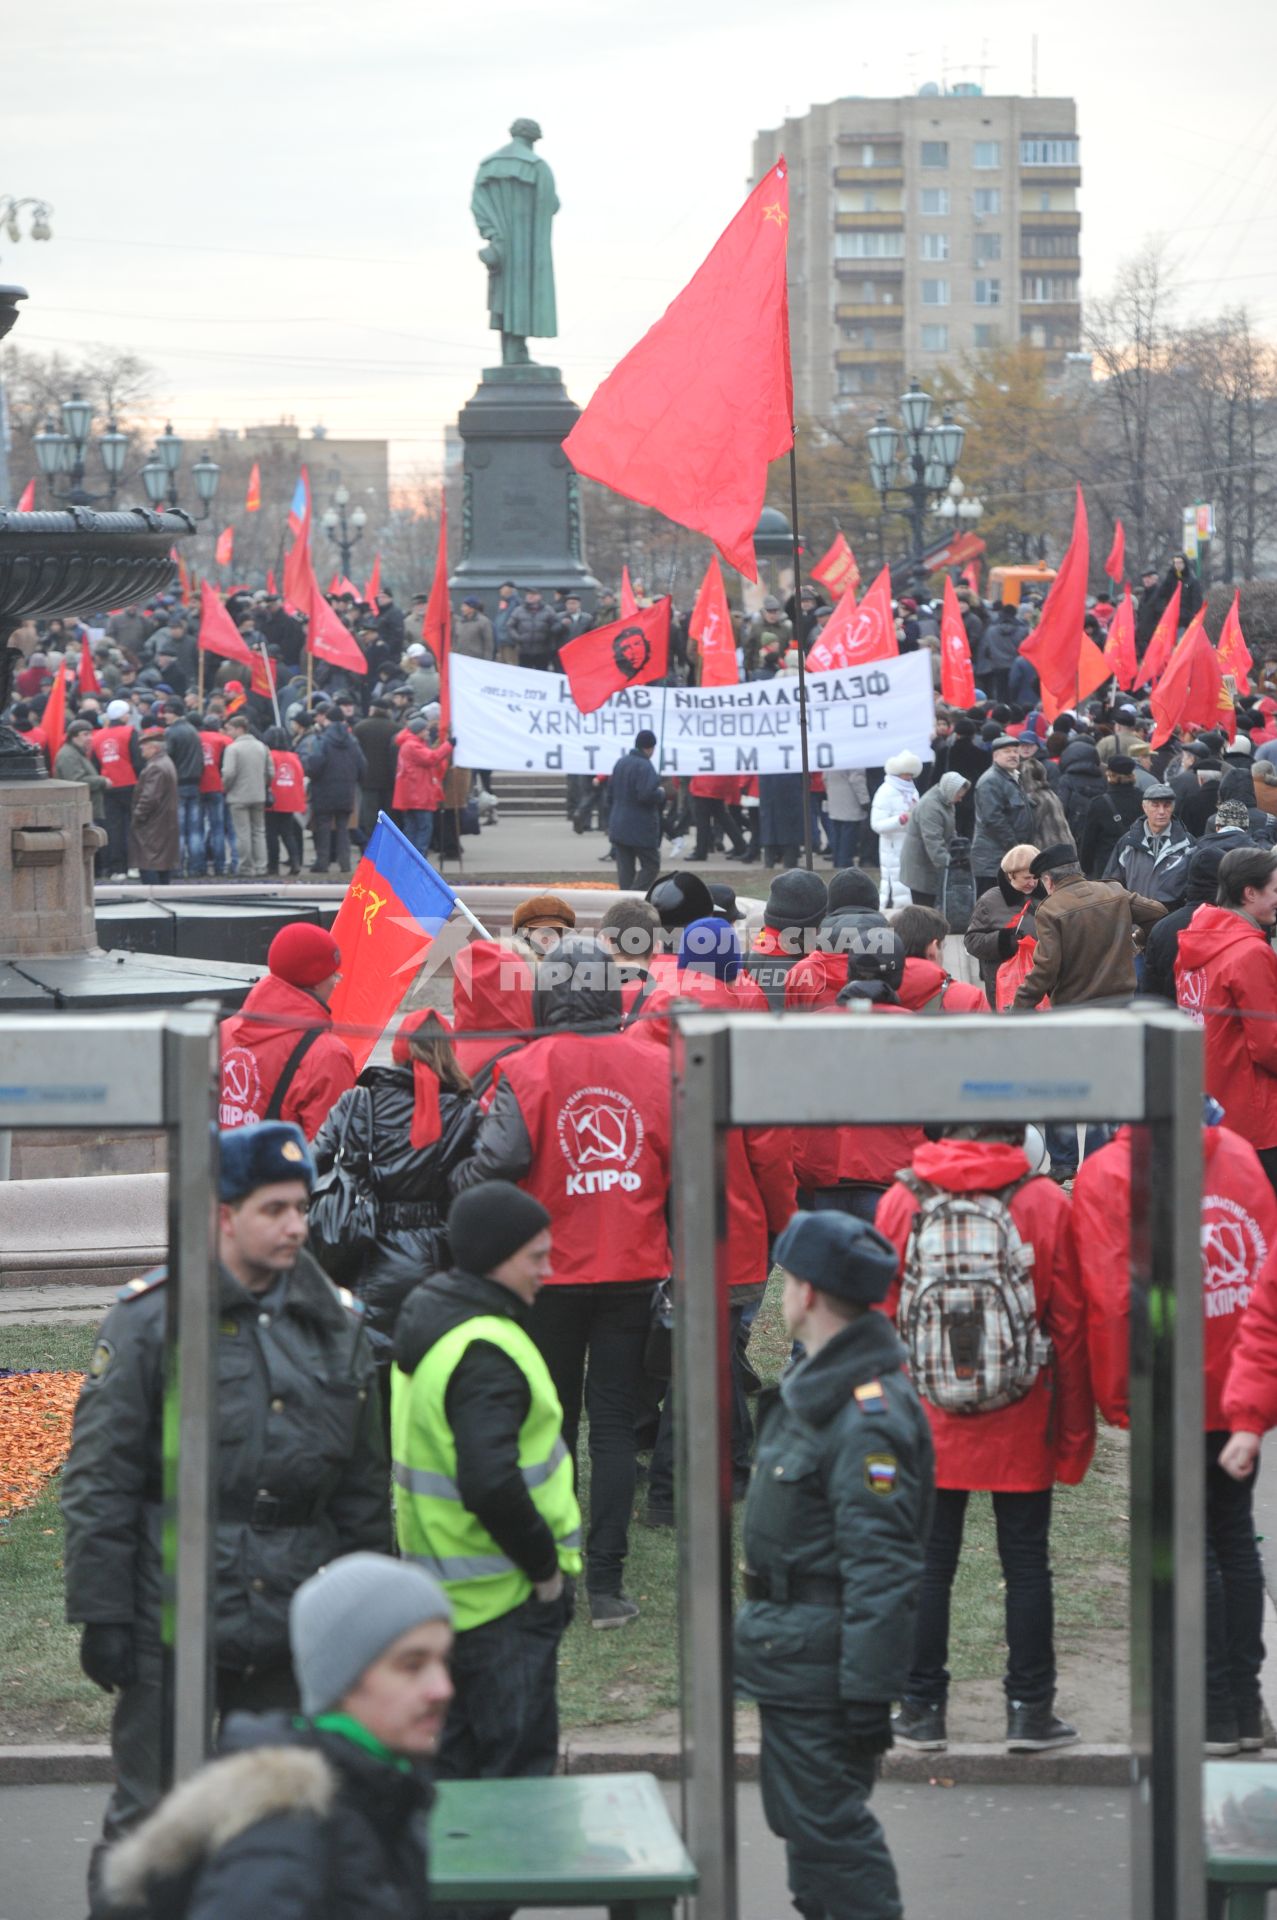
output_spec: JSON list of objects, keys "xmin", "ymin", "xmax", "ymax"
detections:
[{"xmin": 0, "ymin": 1172, "xmax": 166, "ymax": 1289}]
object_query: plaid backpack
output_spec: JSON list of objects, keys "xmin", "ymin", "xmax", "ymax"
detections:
[{"xmin": 896, "ymin": 1172, "xmax": 1051, "ymax": 1413}]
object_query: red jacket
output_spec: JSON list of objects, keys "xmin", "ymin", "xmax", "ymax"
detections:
[
  {"xmin": 451, "ymin": 940, "xmax": 533, "ymax": 1081},
  {"xmin": 198, "ymin": 730, "xmax": 230, "ymax": 795},
  {"xmin": 392, "ymin": 732, "xmax": 452, "ymax": 811},
  {"xmin": 1176, "ymin": 904, "xmax": 1277, "ymax": 1149},
  {"xmin": 496, "ymin": 1029, "xmax": 672, "ymax": 1285},
  {"xmin": 218, "ymin": 974, "xmax": 357, "ymax": 1141},
  {"xmin": 896, "ymin": 958, "xmax": 989, "ymax": 1013},
  {"xmin": 1223, "ymin": 1240, "xmax": 1277, "ymax": 1434},
  {"xmin": 1072, "ymin": 1123, "xmax": 1277, "ymax": 1431},
  {"xmin": 688, "ymin": 774, "xmax": 744, "ymax": 801},
  {"xmin": 875, "ymin": 1139, "xmax": 1095, "ymax": 1491},
  {"xmin": 268, "ymin": 749, "xmax": 307, "ymax": 814},
  {"xmin": 91, "ymin": 723, "xmax": 138, "ymax": 789}
]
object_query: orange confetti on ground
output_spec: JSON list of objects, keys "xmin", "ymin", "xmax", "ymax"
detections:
[{"xmin": 0, "ymin": 1372, "xmax": 81, "ymax": 1522}]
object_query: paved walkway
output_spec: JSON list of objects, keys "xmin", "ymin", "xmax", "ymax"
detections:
[{"xmin": 0, "ymin": 1286, "xmax": 115, "ymax": 1325}]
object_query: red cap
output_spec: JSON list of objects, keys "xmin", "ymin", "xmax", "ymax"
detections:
[{"xmin": 268, "ymin": 922, "xmax": 341, "ymax": 989}]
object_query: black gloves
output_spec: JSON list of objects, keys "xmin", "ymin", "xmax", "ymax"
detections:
[
  {"xmin": 80, "ymin": 1623, "xmax": 137, "ymax": 1693},
  {"xmin": 844, "ymin": 1700, "xmax": 893, "ymax": 1756},
  {"xmin": 997, "ymin": 925, "xmax": 1019, "ymax": 959}
]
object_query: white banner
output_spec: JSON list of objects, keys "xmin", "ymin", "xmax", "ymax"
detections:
[{"xmin": 449, "ymin": 652, "xmax": 935, "ymax": 776}]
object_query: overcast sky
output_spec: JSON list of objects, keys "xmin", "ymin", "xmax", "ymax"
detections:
[{"xmin": 5, "ymin": 0, "xmax": 1277, "ymax": 484}]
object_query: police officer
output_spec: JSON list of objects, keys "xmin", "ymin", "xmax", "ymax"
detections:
[
  {"xmin": 735, "ymin": 1212, "xmax": 934, "ymax": 1920},
  {"xmin": 62, "ymin": 1121, "xmax": 389, "ymax": 1907}
]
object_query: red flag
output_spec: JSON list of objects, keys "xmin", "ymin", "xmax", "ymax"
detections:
[
  {"xmin": 564, "ymin": 161, "xmax": 793, "ymax": 582},
  {"xmin": 1017, "ymin": 486, "xmax": 1089, "ymax": 722},
  {"xmin": 961, "ymin": 560, "xmax": 982, "ymax": 596},
  {"xmin": 287, "ymin": 467, "xmax": 311, "ymax": 538},
  {"xmin": 559, "ymin": 600, "xmax": 671, "ymax": 713},
  {"xmin": 306, "ymin": 565, "xmax": 369, "ymax": 676},
  {"xmin": 245, "ymin": 462, "xmax": 262, "ymax": 513},
  {"xmin": 939, "ymin": 577, "xmax": 976, "ymax": 708},
  {"xmin": 283, "ymin": 469, "xmax": 312, "ymax": 613},
  {"xmin": 42, "ymin": 662, "xmax": 68, "ymax": 767},
  {"xmin": 364, "ymin": 552, "xmax": 382, "ymax": 606},
  {"xmin": 1101, "ymin": 586, "xmax": 1138, "ymax": 691},
  {"xmin": 688, "ymin": 557, "xmax": 738, "ymax": 686},
  {"xmin": 15, "ymin": 478, "xmax": 35, "ymax": 512},
  {"xmin": 329, "ymin": 571, "xmax": 343, "ymax": 595},
  {"xmin": 327, "ymin": 817, "xmax": 458, "ymax": 1073},
  {"xmin": 170, "ymin": 547, "xmax": 193, "ymax": 606},
  {"xmin": 1218, "ymin": 590, "xmax": 1253, "ymax": 696},
  {"xmin": 810, "ymin": 532, "xmax": 860, "ymax": 599},
  {"xmin": 620, "ymin": 566, "xmax": 638, "ymax": 617},
  {"xmin": 77, "ymin": 638, "xmax": 102, "ymax": 698},
  {"xmin": 214, "ymin": 526, "xmax": 234, "ymax": 568},
  {"xmin": 250, "ymin": 646, "xmax": 278, "ymax": 699},
  {"xmin": 198, "ymin": 578, "xmax": 256, "ymax": 667},
  {"xmin": 1076, "ymin": 634, "xmax": 1113, "ymax": 705},
  {"xmin": 266, "ymin": 568, "xmax": 278, "ymax": 596},
  {"xmin": 421, "ymin": 503, "xmax": 452, "ymax": 733},
  {"xmin": 807, "ymin": 565, "xmax": 897, "ymax": 672},
  {"xmin": 1151, "ymin": 611, "xmax": 1224, "ymax": 748},
  {"xmin": 1104, "ymin": 518, "xmax": 1125, "ymax": 585},
  {"xmin": 1136, "ymin": 584, "xmax": 1181, "ymax": 691}
]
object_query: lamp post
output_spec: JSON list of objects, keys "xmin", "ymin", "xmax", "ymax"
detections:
[
  {"xmin": 321, "ymin": 485, "xmax": 366, "ymax": 576},
  {"xmin": 140, "ymin": 423, "xmax": 220, "ymax": 519},
  {"xmin": 866, "ymin": 378, "xmax": 969, "ymax": 585},
  {"xmin": 34, "ymin": 391, "xmax": 130, "ymax": 508},
  {"xmin": 936, "ymin": 474, "xmax": 985, "ymax": 536}
]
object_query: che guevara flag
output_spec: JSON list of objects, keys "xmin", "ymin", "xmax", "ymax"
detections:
[
  {"xmin": 810, "ymin": 531, "xmax": 860, "ymax": 599},
  {"xmin": 688, "ymin": 556, "xmax": 738, "ymax": 686},
  {"xmin": 559, "ymin": 598, "xmax": 671, "ymax": 713},
  {"xmin": 326, "ymin": 814, "xmax": 459, "ymax": 1072},
  {"xmin": 939, "ymin": 576, "xmax": 976, "ymax": 708},
  {"xmin": 198, "ymin": 578, "xmax": 256, "ymax": 666},
  {"xmin": 245, "ymin": 462, "xmax": 262, "ymax": 513},
  {"xmin": 1136, "ymin": 584, "xmax": 1181, "ymax": 691},
  {"xmin": 1102, "ymin": 586, "xmax": 1138, "ymax": 690},
  {"xmin": 807, "ymin": 565, "xmax": 897, "ymax": 672},
  {"xmin": 564, "ymin": 162, "xmax": 794, "ymax": 583},
  {"xmin": 306, "ymin": 563, "xmax": 369, "ymax": 676},
  {"xmin": 1017, "ymin": 486, "xmax": 1089, "ymax": 723},
  {"xmin": 1218, "ymin": 590, "xmax": 1253, "ymax": 695}
]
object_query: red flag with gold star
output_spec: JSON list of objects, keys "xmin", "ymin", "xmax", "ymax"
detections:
[
  {"xmin": 326, "ymin": 814, "xmax": 458, "ymax": 1071},
  {"xmin": 688, "ymin": 558, "xmax": 738, "ymax": 686},
  {"xmin": 564, "ymin": 162, "xmax": 793, "ymax": 583}
]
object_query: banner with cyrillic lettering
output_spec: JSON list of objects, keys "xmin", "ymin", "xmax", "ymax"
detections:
[{"xmin": 449, "ymin": 653, "xmax": 934, "ymax": 776}]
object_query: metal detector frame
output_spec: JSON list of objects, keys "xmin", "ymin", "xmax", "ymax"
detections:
[
  {"xmin": 0, "ymin": 1010, "xmax": 218, "ymax": 1788},
  {"xmin": 670, "ymin": 1007, "xmax": 1204, "ymax": 1920}
]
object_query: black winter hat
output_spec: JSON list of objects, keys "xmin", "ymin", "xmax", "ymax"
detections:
[
  {"xmin": 1029, "ymin": 842, "xmax": 1077, "ymax": 876},
  {"xmin": 447, "ymin": 1182, "xmax": 551, "ymax": 1278},
  {"xmin": 827, "ymin": 867, "xmax": 880, "ymax": 913},
  {"xmin": 647, "ymin": 871, "xmax": 714, "ymax": 929},
  {"xmin": 772, "ymin": 1211, "xmax": 898, "ymax": 1306},
  {"xmin": 764, "ymin": 867, "xmax": 828, "ymax": 931}
]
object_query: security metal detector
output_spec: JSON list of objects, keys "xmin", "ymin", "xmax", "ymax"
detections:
[
  {"xmin": 671, "ymin": 1007, "xmax": 1204, "ymax": 1920},
  {"xmin": 0, "ymin": 1010, "xmax": 218, "ymax": 1788}
]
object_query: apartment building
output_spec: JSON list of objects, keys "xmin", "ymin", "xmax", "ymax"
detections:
[{"xmin": 752, "ymin": 87, "xmax": 1082, "ymax": 418}]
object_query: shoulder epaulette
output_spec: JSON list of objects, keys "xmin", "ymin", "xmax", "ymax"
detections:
[
  {"xmin": 117, "ymin": 1267, "xmax": 168, "ymax": 1304},
  {"xmin": 336, "ymin": 1286, "xmax": 364, "ymax": 1317}
]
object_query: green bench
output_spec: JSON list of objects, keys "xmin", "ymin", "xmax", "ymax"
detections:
[
  {"xmin": 1205, "ymin": 1760, "xmax": 1277, "ymax": 1917},
  {"xmin": 430, "ymin": 1771, "xmax": 698, "ymax": 1919}
]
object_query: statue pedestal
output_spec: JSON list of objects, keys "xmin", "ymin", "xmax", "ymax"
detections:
[{"xmin": 448, "ymin": 366, "xmax": 600, "ymax": 609}]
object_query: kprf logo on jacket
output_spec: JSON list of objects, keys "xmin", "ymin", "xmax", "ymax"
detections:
[
  {"xmin": 557, "ymin": 1085, "xmax": 645, "ymax": 1195},
  {"xmin": 1178, "ymin": 968, "xmax": 1207, "ymax": 1026},
  {"xmin": 220, "ymin": 1047, "xmax": 264, "ymax": 1127},
  {"xmin": 1201, "ymin": 1193, "xmax": 1269, "ymax": 1321}
]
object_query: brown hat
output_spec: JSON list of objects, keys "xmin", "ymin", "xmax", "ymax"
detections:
[{"xmin": 511, "ymin": 892, "xmax": 576, "ymax": 936}]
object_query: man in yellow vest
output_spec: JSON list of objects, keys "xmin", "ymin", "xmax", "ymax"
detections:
[{"xmin": 391, "ymin": 1181, "xmax": 582, "ymax": 1781}]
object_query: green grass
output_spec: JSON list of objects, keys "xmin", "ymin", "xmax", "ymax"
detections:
[{"xmin": 0, "ymin": 1323, "xmax": 97, "ymax": 1374}]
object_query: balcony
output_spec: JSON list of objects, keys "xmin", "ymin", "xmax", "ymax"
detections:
[
  {"xmin": 1020, "ymin": 210, "xmax": 1081, "ymax": 230},
  {"xmin": 836, "ymin": 347, "xmax": 906, "ymax": 367},
  {"xmin": 835, "ymin": 164, "xmax": 905, "ymax": 185},
  {"xmin": 1018, "ymin": 165, "xmax": 1081, "ymax": 187},
  {"xmin": 835, "ymin": 210, "xmax": 904, "ymax": 231},
  {"xmin": 1021, "ymin": 256, "xmax": 1081, "ymax": 276},
  {"xmin": 836, "ymin": 303, "xmax": 904, "ymax": 322},
  {"xmin": 835, "ymin": 258, "xmax": 902, "ymax": 280}
]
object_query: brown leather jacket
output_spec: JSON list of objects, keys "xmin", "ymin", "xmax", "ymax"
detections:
[{"xmin": 1013, "ymin": 873, "xmax": 1165, "ymax": 1009}]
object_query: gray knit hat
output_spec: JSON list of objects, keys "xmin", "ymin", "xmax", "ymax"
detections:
[
  {"xmin": 290, "ymin": 1552, "xmax": 452, "ymax": 1715},
  {"xmin": 764, "ymin": 867, "xmax": 828, "ymax": 931}
]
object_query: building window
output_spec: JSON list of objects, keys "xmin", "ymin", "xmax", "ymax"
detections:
[
  {"xmin": 1022, "ymin": 230, "xmax": 1078, "ymax": 258},
  {"xmin": 921, "ymin": 232, "xmax": 950, "ymax": 261},
  {"xmin": 860, "ymin": 143, "xmax": 875, "ymax": 166},
  {"xmin": 974, "ymin": 188, "xmax": 1002, "ymax": 215},
  {"xmin": 1026, "ymin": 323, "xmax": 1047, "ymax": 349},
  {"xmin": 973, "ymin": 140, "xmax": 1001, "ymax": 168},
  {"xmin": 973, "ymin": 323, "xmax": 999, "ymax": 348},
  {"xmin": 835, "ymin": 230, "xmax": 905, "ymax": 258},
  {"xmin": 974, "ymin": 232, "xmax": 1002, "ymax": 263},
  {"xmin": 1022, "ymin": 274, "xmax": 1079, "ymax": 303},
  {"xmin": 1020, "ymin": 137, "xmax": 1080, "ymax": 166},
  {"xmin": 974, "ymin": 278, "xmax": 1001, "ymax": 307},
  {"xmin": 837, "ymin": 365, "xmax": 879, "ymax": 394},
  {"xmin": 920, "ymin": 188, "xmax": 950, "ymax": 216},
  {"xmin": 921, "ymin": 325, "xmax": 949, "ymax": 352},
  {"xmin": 921, "ymin": 279, "xmax": 950, "ymax": 307},
  {"xmin": 921, "ymin": 141, "xmax": 949, "ymax": 168}
]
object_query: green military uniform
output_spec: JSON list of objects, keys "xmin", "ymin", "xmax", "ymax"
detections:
[
  {"xmin": 735, "ymin": 1307, "xmax": 933, "ymax": 1920},
  {"xmin": 62, "ymin": 1247, "xmax": 389, "ymax": 1872}
]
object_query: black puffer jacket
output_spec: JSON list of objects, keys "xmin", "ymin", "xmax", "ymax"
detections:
[
  {"xmin": 101, "ymin": 1710, "xmax": 432, "ymax": 1920},
  {"xmin": 1056, "ymin": 740, "xmax": 1107, "ymax": 841},
  {"xmin": 313, "ymin": 1069, "xmax": 480, "ymax": 1354}
]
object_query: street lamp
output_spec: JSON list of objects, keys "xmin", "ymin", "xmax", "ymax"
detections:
[
  {"xmin": 865, "ymin": 378, "xmax": 970, "ymax": 580},
  {"xmin": 322, "ymin": 486, "xmax": 367, "ymax": 575},
  {"xmin": 34, "ymin": 390, "xmax": 132, "ymax": 508},
  {"xmin": 138, "ymin": 422, "xmax": 219, "ymax": 517},
  {"xmin": 0, "ymin": 196, "xmax": 53, "ymax": 248}
]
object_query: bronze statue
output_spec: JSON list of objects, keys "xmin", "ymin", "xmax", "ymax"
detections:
[{"xmin": 472, "ymin": 118, "xmax": 558, "ymax": 366}]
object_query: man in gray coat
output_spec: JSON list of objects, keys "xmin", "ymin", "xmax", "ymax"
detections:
[
  {"xmin": 222, "ymin": 712, "xmax": 273, "ymax": 877},
  {"xmin": 899, "ymin": 772, "xmax": 970, "ymax": 906},
  {"xmin": 62, "ymin": 1121, "xmax": 388, "ymax": 1905},
  {"xmin": 971, "ymin": 736, "xmax": 1034, "ymax": 896}
]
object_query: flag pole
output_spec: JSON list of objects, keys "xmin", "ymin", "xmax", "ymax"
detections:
[
  {"xmin": 259, "ymin": 640, "xmax": 282, "ymax": 730},
  {"xmin": 787, "ymin": 442, "xmax": 815, "ymax": 871},
  {"xmin": 305, "ymin": 650, "xmax": 314, "ymax": 705},
  {"xmin": 452, "ymin": 895, "xmax": 492, "ymax": 940},
  {"xmin": 197, "ymin": 648, "xmax": 205, "ymax": 710}
]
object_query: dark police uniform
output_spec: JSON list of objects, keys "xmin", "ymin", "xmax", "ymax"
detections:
[{"xmin": 735, "ymin": 1218, "xmax": 933, "ymax": 1920}]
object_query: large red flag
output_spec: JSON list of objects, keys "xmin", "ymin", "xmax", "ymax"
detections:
[
  {"xmin": 287, "ymin": 468, "xmax": 311, "ymax": 538},
  {"xmin": 688, "ymin": 557, "xmax": 738, "ymax": 686},
  {"xmin": 1018, "ymin": 486, "xmax": 1089, "ymax": 722},
  {"xmin": 42, "ymin": 662, "xmax": 68, "ymax": 767},
  {"xmin": 807, "ymin": 565, "xmax": 897, "ymax": 672},
  {"xmin": 283, "ymin": 469, "xmax": 312, "ymax": 613},
  {"xmin": 15, "ymin": 478, "xmax": 35, "ymax": 513},
  {"xmin": 1218, "ymin": 590, "xmax": 1253, "ymax": 695},
  {"xmin": 306, "ymin": 566, "xmax": 369, "ymax": 677},
  {"xmin": 1101, "ymin": 586, "xmax": 1138, "ymax": 690},
  {"xmin": 250, "ymin": 645, "xmax": 278, "ymax": 700},
  {"xmin": 810, "ymin": 532, "xmax": 860, "ymax": 598},
  {"xmin": 198, "ymin": 578, "xmax": 256, "ymax": 666},
  {"xmin": 939, "ymin": 576, "xmax": 976, "ymax": 708},
  {"xmin": 77, "ymin": 638, "xmax": 102, "ymax": 698},
  {"xmin": 364, "ymin": 552, "xmax": 382, "ymax": 607},
  {"xmin": 1135, "ymin": 584, "xmax": 1181, "ymax": 690},
  {"xmin": 214, "ymin": 526, "xmax": 235, "ymax": 568},
  {"xmin": 245, "ymin": 462, "xmax": 262, "ymax": 513},
  {"xmin": 421, "ymin": 504, "xmax": 452, "ymax": 733},
  {"xmin": 1104, "ymin": 518, "xmax": 1126, "ymax": 584},
  {"xmin": 620, "ymin": 566, "xmax": 638, "ymax": 617},
  {"xmin": 1076, "ymin": 635, "xmax": 1113, "ymax": 705},
  {"xmin": 564, "ymin": 162, "xmax": 793, "ymax": 582},
  {"xmin": 327, "ymin": 816, "xmax": 458, "ymax": 1073},
  {"xmin": 1151, "ymin": 612, "xmax": 1224, "ymax": 748},
  {"xmin": 559, "ymin": 600, "xmax": 671, "ymax": 713}
]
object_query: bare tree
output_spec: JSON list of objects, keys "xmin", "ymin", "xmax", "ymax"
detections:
[{"xmin": 1083, "ymin": 242, "xmax": 1179, "ymax": 571}]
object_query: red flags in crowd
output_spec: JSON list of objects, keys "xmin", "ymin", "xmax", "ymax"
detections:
[
  {"xmin": 1018, "ymin": 486, "xmax": 1089, "ymax": 723},
  {"xmin": 42, "ymin": 662, "xmax": 68, "ymax": 766},
  {"xmin": 329, "ymin": 571, "xmax": 342, "ymax": 594},
  {"xmin": 1075, "ymin": 635, "xmax": 1113, "ymax": 706},
  {"xmin": 283, "ymin": 469, "xmax": 312, "ymax": 613},
  {"xmin": 306, "ymin": 566, "xmax": 369, "ymax": 676},
  {"xmin": 250, "ymin": 646, "xmax": 278, "ymax": 699},
  {"xmin": 939, "ymin": 577, "xmax": 976, "ymax": 708},
  {"xmin": 807, "ymin": 565, "xmax": 897, "ymax": 672},
  {"xmin": 1218, "ymin": 590, "xmax": 1253, "ymax": 695},
  {"xmin": 1101, "ymin": 586, "xmax": 1138, "ymax": 691},
  {"xmin": 1151, "ymin": 610, "xmax": 1224, "ymax": 748},
  {"xmin": 421, "ymin": 502, "xmax": 452, "ymax": 733},
  {"xmin": 1136, "ymin": 584, "xmax": 1181, "ymax": 690},
  {"xmin": 15, "ymin": 479, "xmax": 35, "ymax": 512},
  {"xmin": 620, "ymin": 565, "xmax": 638, "ymax": 617},
  {"xmin": 1104, "ymin": 518, "xmax": 1126, "ymax": 584},
  {"xmin": 170, "ymin": 547, "xmax": 193, "ymax": 606},
  {"xmin": 214, "ymin": 526, "xmax": 235, "ymax": 568},
  {"xmin": 688, "ymin": 556, "xmax": 739, "ymax": 686},
  {"xmin": 331, "ymin": 575, "xmax": 360, "ymax": 599},
  {"xmin": 77, "ymin": 638, "xmax": 102, "ymax": 698},
  {"xmin": 810, "ymin": 532, "xmax": 860, "ymax": 598},
  {"xmin": 364, "ymin": 552, "xmax": 382, "ymax": 607},
  {"xmin": 560, "ymin": 599, "xmax": 671, "ymax": 713},
  {"xmin": 961, "ymin": 560, "xmax": 981, "ymax": 596},
  {"xmin": 245, "ymin": 462, "xmax": 262, "ymax": 513},
  {"xmin": 287, "ymin": 469, "xmax": 311, "ymax": 538},
  {"xmin": 267, "ymin": 568, "xmax": 278, "ymax": 595},
  {"xmin": 198, "ymin": 578, "xmax": 256, "ymax": 666},
  {"xmin": 563, "ymin": 161, "xmax": 794, "ymax": 582}
]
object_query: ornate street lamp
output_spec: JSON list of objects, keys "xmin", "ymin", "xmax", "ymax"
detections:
[
  {"xmin": 139, "ymin": 426, "xmax": 219, "ymax": 518},
  {"xmin": 322, "ymin": 484, "xmax": 367, "ymax": 575},
  {"xmin": 865, "ymin": 378, "xmax": 971, "ymax": 579},
  {"xmin": 34, "ymin": 390, "xmax": 133, "ymax": 509}
]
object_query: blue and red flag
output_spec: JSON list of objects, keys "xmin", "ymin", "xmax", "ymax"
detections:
[
  {"xmin": 326, "ymin": 813, "xmax": 457, "ymax": 1071},
  {"xmin": 287, "ymin": 468, "xmax": 311, "ymax": 538}
]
